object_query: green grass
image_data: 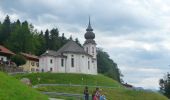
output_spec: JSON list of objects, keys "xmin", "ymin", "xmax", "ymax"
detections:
[
  {"xmin": 15, "ymin": 73, "xmax": 168, "ymax": 100},
  {"xmin": 37, "ymin": 86, "xmax": 168, "ymax": 100},
  {"xmin": 0, "ymin": 72, "xmax": 48, "ymax": 100},
  {"xmin": 15, "ymin": 73, "xmax": 121, "ymax": 87}
]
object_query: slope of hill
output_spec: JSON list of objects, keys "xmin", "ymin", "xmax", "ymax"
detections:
[
  {"xmin": 0, "ymin": 72, "xmax": 48, "ymax": 100},
  {"xmin": 15, "ymin": 73, "xmax": 168, "ymax": 100},
  {"xmin": 15, "ymin": 73, "xmax": 122, "ymax": 87}
]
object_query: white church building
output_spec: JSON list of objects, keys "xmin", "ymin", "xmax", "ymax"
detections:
[{"xmin": 39, "ymin": 19, "xmax": 97, "ymax": 75}]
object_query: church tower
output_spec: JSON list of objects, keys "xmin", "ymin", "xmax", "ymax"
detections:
[{"xmin": 84, "ymin": 17, "xmax": 97, "ymax": 59}]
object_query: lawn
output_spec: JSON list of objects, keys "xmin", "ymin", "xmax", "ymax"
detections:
[
  {"xmin": 14, "ymin": 73, "xmax": 168, "ymax": 100},
  {"xmin": 0, "ymin": 72, "xmax": 48, "ymax": 100}
]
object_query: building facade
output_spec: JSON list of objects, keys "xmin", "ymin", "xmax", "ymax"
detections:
[
  {"xmin": 39, "ymin": 19, "xmax": 97, "ymax": 75},
  {"xmin": 20, "ymin": 53, "xmax": 39, "ymax": 72}
]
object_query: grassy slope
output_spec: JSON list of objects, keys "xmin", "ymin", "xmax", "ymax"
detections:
[
  {"xmin": 15, "ymin": 73, "xmax": 168, "ymax": 100},
  {"xmin": 0, "ymin": 72, "xmax": 48, "ymax": 100}
]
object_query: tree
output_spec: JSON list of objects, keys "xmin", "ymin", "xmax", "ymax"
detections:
[
  {"xmin": 159, "ymin": 73, "xmax": 170, "ymax": 98},
  {"xmin": 44, "ymin": 29, "xmax": 50, "ymax": 50},
  {"xmin": 11, "ymin": 54, "xmax": 26, "ymax": 66},
  {"xmin": 0, "ymin": 15, "xmax": 11, "ymax": 44},
  {"xmin": 50, "ymin": 28, "xmax": 60, "ymax": 50},
  {"xmin": 75, "ymin": 38, "xmax": 82, "ymax": 47},
  {"xmin": 97, "ymin": 48, "xmax": 122, "ymax": 82}
]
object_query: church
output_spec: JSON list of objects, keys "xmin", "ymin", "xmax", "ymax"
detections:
[{"xmin": 39, "ymin": 19, "xmax": 97, "ymax": 75}]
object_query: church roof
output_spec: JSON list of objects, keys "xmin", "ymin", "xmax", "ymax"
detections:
[
  {"xmin": 41, "ymin": 40, "xmax": 91, "ymax": 57},
  {"xmin": 57, "ymin": 40, "xmax": 87, "ymax": 54}
]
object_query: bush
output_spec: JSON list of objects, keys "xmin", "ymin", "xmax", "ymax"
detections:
[{"xmin": 11, "ymin": 54, "xmax": 26, "ymax": 66}]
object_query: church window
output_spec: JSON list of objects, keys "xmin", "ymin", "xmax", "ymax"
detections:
[
  {"xmin": 50, "ymin": 68, "xmax": 53, "ymax": 71},
  {"xmin": 71, "ymin": 58, "xmax": 74, "ymax": 67},
  {"xmin": 88, "ymin": 61, "xmax": 90, "ymax": 69},
  {"xmin": 50, "ymin": 59, "xmax": 53, "ymax": 64},
  {"xmin": 92, "ymin": 60, "xmax": 94, "ymax": 63},
  {"xmin": 61, "ymin": 59, "xmax": 64, "ymax": 67},
  {"xmin": 41, "ymin": 69, "xmax": 44, "ymax": 72}
]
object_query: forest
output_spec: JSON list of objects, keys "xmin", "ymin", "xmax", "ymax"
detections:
[{"xmin": 0, "ymin": 15, "xmax": 122, "ymax": 82}]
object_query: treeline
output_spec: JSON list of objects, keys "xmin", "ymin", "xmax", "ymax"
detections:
[
  {"xmin": 0, "ymin": 15, "xmax": 122, "ymax": 82},
  {"xmin": 0, "ymin": 15, "xmax": 80, "ymax": 55}
]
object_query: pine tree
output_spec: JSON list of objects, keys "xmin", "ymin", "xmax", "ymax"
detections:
[
  {"xmin": 44, "ymin": 29, "xmax": 50, "ymax": 50},
  {"xmin": 0, "ymin": 15, "xmax": 11, "ymax": 44},
  {"xmin": 50, "ymin": 28, "xmax": 60, "ymax": 50}
]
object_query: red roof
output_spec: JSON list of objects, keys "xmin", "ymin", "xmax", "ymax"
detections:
[
  {"xmin": 0, "ymin": 45, "xmax": 15, "ymax": 55},
  {"xmin": 20, "ymin": 52, "xmax": 39, "ymax": 61}
]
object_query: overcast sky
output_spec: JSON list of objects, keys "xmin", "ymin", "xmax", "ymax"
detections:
[{"xmin": 1, "ymin": 0, "xmax": 170, "ymax": 89}]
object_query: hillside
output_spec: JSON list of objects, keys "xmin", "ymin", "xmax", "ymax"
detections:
[
  {"xmin": 0, "ymin": 72, "xmax": 48, "ymax": 100},
  {"xmin": 15, "ymin": 73, "xmax": 168, "ymax": 100}
]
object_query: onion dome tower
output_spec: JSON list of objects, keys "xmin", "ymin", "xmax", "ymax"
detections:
[{"xmin": 84, "ymin": 17, "xmax": 97, "ymax": 59}]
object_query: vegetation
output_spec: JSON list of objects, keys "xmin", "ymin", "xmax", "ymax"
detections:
[
  {"xmin": 159, "ymin": 73, "xmax": 170, "ymax": 98},
  {"xmin": 97, "ymin": 48, "xmax": 122, "ymax": 82},
  {"xmin": 11, "ymin": 54, "xmax": 26, "ymax": 66},
  {"xmin": 15, "ymin": 73, "xmax": 168, "ymax": 100},
  {"xmin": 15, "ymin": 73, "xmax": 121, "ymax": 87},
  {"xmin": 0, "ymin": 72, "xmax": 48, "ymax": 100}
]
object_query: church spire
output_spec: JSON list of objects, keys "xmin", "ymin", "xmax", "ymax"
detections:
[
  {"xmin": 86, "ymin": 16, "xmax": 93, "ymax": 31},
  {"xmin": 84, "ymin": 17, "xmax": 96, "ymax": 44}
]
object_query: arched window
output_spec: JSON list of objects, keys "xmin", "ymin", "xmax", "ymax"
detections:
[
  {"xmin": 50, "ymin": 68, "xmax": 53, "ymax": 71},
  {"xmin": 61, "ymin": 59, "xmax": 64, "ymax": 67},
  {"xmin": 86, "ymin": 47, "xmax": 88, "ymax": 53},
  {"xmin": 92, "ymin": 47, "xmax": 94, "ymax": 53},
  {"xmin": 88, "ymin": 61, "xmax": 90, "ymax": 69},
  {"xmin": 71, "ymin": 58, "xmax": 74, "ymax": 67}
]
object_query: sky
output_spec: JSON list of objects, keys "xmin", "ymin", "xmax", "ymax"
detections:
[{"xmin": 1, "ymin": 0, "xmax": 170, "ymax": 89}]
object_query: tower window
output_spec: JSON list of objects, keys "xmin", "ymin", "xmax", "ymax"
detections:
[
  {"xmin": 61, "ymin": 59, "xmax": 64, "ymax": 67},
  {"xmin": 71, "ymin": 58, "xmax": 74, "ymax": 67},
  {"xmin": 92, "ymin": 47, "xmax": 94, "ymax": 53},
  {"xmin": 86, "ymin": 47, "xmax": 88, "ymax": 53}
]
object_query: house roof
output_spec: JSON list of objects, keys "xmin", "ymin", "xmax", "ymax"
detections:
[
  {"xmin": 41, "ymin": 40, "xmax": 91, "ymax": 57},
  {"xmin": 20, "ymin": 52, "xmax": 39, "ymax": 61},
  {"xmin": 0, "ymin": 45, "xmax": 15, "ymax": 55}
]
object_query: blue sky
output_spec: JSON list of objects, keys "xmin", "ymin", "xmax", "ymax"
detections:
[{"xmin": 1, "ymin": 0, "xmax": 170, "ymax": 89}]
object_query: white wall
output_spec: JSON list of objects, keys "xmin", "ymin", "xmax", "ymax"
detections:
[
  {"xmin": 0, "ymin": 56, "xmax": 7, "ymax": 62},
  {"xmin": 39, "ymin": 53, "xmax": 97, "ymax": 75}
]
